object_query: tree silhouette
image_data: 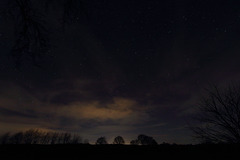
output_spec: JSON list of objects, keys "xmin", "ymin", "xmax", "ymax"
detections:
[
  {"xmin": 96, "ymin": 136, "xmax": 108, "ymax": 145},
  {"xmin": 0, "ymin": 132, "xmax": 10, "ymax": 144},
  {"xmin": 130, "ymin": 135, "xmax": 158, "ymax": 145},
  {"xmin": 137, "ymin": 134, "xmax": 158, "ymax": 145},
  {"xmin": 40, "ymin": 132, "xmax": 51, "ymax": 144},
  {"xmin": 71, "ymin": 134, "xmax": 82, "ymax": 144},
  {"xmin": 9, "ymin": 132, "xmax": 24, "ymax": 144},
  {"xmin": 192, "ymin": 84, "xmax": 240, "ymax": 144},
  {"xmin": 113, "ymin": 136, "xmax": 125, "ymax": 145},
  {"xmin": 0, "ymin": 129, "xmax": 85, "ymax": 145},
  {"xmin": 50, "ymin": 132, "xmax": 59, "ymax": 145},
  {"xmin": 57, "ymin": 133, "xmax": 65, "ymax": 144},
  {"xmin": 23, "ymin": 129, "xmax": 39, "ymax": 144},
  {"xmin": 63, "ymin": 132, "xmax": 72, "ymax": 144}
]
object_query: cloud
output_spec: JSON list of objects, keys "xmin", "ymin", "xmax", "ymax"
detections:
[
  {"xmin": 55, "ymin": 97, "xmax": 143, "ymax": 121},
  {"xmin": 0, "ymin": 80, "xmax": 170, "ymax": 143},
  {"xmin": 0, "ymin": 80, "xmax": 151, "ymax": 136}
]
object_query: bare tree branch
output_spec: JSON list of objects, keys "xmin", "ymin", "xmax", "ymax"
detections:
[
  {"xmin": 1, "ymin": 0, "xmax": 85, "ymax": 68},
  {"xmin": 192, "ymin": 84, "xmax": 240, "ymax": 143}
]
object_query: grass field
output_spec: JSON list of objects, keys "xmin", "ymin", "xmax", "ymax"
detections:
[{"xmin": 1, "ymin": 144, "xmax": 239, "ymax": 159}]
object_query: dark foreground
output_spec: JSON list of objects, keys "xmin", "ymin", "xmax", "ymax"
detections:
[{"xmin": 1, "ymin": 144, "xmax": 239, "ymax": 159}]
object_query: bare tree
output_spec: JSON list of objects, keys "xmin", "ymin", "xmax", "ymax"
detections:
[
  {"xmin": 0, "ymin": 132, "xmax": 10, "ymax": 144},
  {"xmin": 22, "ymin": 129, "xmax": 42, "ymax": 144},
  {"xmin": 192, "ymin": 84, "xmax": 240, "ymax": 144},
  {"xmin": 63, "ymin": 132, "xmax": 71, "ymax": 144},
  {"xmin": 71, "ymin": 134, "xmax": 82, "ymax": 144},
  {"xmin": 0, "ymin": 129, "xmax": 85, "ymax": 144},
  {"xmin": 9, "ymin": 132, "xmax": 24, "ymax": 144},
  {"xmin": 32, "ymin": 129, "xmax": 42, "ymax": 144},
  {"xmin": 50, "ymin": 132, "xmax": 59, "ymax": 145},
  {"xmin": 23, "ymin": 129, "xmax": 35, "ymax": 144},
  {"xmin": 113, "ymin": 136, "xmax": 125, "ymax": 145},
  {"xmin": 1, "ymin": 0, "xmax": 85, "ymax": 68},
  {"xmin": 57, "ymin": 133, "xmax": 64, "ymax": 144},
  {"xmin": 2, "ymin": 0, "xmax": 49, "ymax": 68},
  {"xmin": 39, "ymin": 132, "xmax": 51, "ymax": 144}
]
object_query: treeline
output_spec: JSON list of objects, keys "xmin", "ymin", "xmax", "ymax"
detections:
[
  {"xmin": 96, "ymin": 135, "xmax": 158, "ymax": 145},
  {"xmin": 0, "ymin": 129, "xmax": 89, "ymax": 145},
  {"xmin": 0, "ymin": 129, "xmax": 158, "ymax": 145}
]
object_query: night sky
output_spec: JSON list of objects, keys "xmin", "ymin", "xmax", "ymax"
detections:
[{"xmin": 1, "ymin": 0, "xmax": 240, "ymax": 144}]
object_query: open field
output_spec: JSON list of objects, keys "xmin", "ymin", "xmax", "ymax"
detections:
[{"xmin": 1, "ymin": 144, "xmax": 239, "ymax": 159}]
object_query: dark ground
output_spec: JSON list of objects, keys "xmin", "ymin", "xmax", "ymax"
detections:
[{"xmin": 0, "ymin": 144, "xmax": 239, "ymax": 159}]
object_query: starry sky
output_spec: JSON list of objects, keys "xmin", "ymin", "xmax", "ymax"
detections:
[{"xmin": 1, "ymin": 0, "xmax": 240, "ymax": 144}]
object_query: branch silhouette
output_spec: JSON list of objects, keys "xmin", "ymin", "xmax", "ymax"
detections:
[
  {"xmin": 191, "ymin": 84, "xmax": 240, "ymax": 144},
  {"xmin": 1, "ymin": 0, "xmax": 85, "ymax": 68}
]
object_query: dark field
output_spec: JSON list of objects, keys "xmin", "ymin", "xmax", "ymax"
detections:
[{"xmin": 1, "ymin": 144, "xmax": 239, "ymax": 159}]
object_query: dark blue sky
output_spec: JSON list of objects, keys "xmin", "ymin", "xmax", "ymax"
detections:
[{"xmin": 1, "ymin": 0, "xmax": 240, "ymax": 144}]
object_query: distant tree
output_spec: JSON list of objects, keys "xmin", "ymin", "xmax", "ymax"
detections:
[
  {"xmin": 23, "ymin": 129, "xmax": 36, "ymax": 144},
  {"xmin": 71, "ymin": 134, "xmax": 82, "ymax": 144},
  {"xmin": 96, "ymin": 137, "xmax": 108, "ymax": 145},
  {"xmin": 192, "ymin": 84, "xmax": 240, "ymax": 144},
  {"xmin": 32, "ymin": 129, "xmax": 42, "ymax": 144},
  {"xmin": 40, "ymin": 132, "xmax": 52, "ymax": 144},
  {"xmin": 113, "ymin": 136, "xmax": 125, "ymax": 145},
  {"xmin": 9, "ymin": 132, "xmax": 24, "ymax": 144},
  {"xmin": 63, "ymin": 132, "xmax": 72, "ymax": 144},
  {"xmin": 50, "ymin": 132, "xmax": 59, "ymax": 145},
  {"xmin": 0, "ymin": 129, "xmax": 86, "ymax": 145},
  {"xmin": 57, "ymin": 133, "xmax": 65, "ymax": 144},
  {"xmin": 0, "ymin": 132, "xmax": 10, "ymax": 144},
  {"xmin": 137, "ymin": 134, "xmax": 158, "ymax": 145}
]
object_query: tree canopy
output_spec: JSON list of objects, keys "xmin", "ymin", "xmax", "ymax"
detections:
[
  {"xmin": 96, "ymin": 136, "xmax": 108, "ymax": 145},
  {"xmin": 113, "ymin": 136, "xmax": 125, "ymax": 145}
]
